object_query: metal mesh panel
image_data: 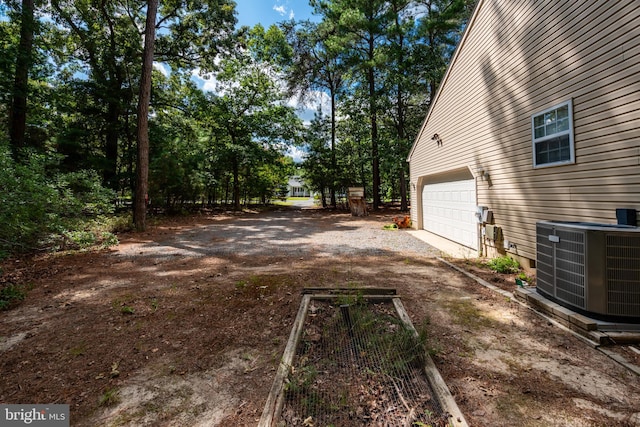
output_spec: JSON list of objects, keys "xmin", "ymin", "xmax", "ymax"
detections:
[
  {"xmin": 607, "ymin": 234, "xmax": 640, "ymax": 316},
  {"xmin": 280, "ymin": 300, "xmax": 446, "ymax": 426},
  {"xmin": 554, "ymin": 229, "xmax": 586, "ymax": 309},
  {"xmin": 536, "ymin": 224, "xmax": 555, "ymax": 295}
]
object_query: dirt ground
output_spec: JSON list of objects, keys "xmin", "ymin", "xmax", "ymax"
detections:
[{"xmin": 1, "ymin": 207, "xmax": 639, "ymax": 427}]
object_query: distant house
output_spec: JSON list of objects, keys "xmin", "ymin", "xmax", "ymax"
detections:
[
  {"xmin": 287, "ymin": 176, "xmax": 312, "ymax": 198},
  {"xmin": 408, "ymin": 0, "xmax": 640, "ymax": 268}
]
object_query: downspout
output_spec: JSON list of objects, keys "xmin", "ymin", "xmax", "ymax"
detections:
[{"xmin": 473, "ymin": 168, "xmax": 483, "ymax": 257}]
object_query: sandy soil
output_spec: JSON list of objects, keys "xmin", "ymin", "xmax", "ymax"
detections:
[{"xmin": 1, "ymin": 207, "xmax": 639, "ymax": 426}]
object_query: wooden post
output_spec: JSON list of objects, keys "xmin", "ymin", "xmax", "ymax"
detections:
[
  {"xmin": 348, "ymin": 187, "xmax": 368, "ymax": 217},
  {"xmin": 258, "ymin": 295, "xmax": 311, "ymax": 427}
]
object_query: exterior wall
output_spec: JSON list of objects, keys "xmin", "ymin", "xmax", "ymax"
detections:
[{"xmin": 409, "ymin": 0, "xmax": 640, "ymax": 263}]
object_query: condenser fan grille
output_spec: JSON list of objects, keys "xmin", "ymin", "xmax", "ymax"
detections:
[
  {"xmin": 554, "ymin": 229, "xmax": 586, "ymax": 309},
  {"xmin": 535, "ymin": 224, "xmax": 554, "ymax": 296},
  {"xmin": 606, "ymin": 235, "xmax": 640, "ymax": 316}
]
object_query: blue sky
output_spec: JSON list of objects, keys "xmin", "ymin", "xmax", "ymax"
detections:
[{"xmin": 234, "ymin": 0, "xmax": 316, "ymax": 28}]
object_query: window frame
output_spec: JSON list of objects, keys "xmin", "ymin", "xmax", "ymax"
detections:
[{"xmin": 531, "ymin": 99, "xmax": 575, "ymax": 168}]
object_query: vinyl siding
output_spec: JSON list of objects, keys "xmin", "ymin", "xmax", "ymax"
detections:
[{"xmin": 409, "ymin": 0, "xmax": 640, "ymax": 262}]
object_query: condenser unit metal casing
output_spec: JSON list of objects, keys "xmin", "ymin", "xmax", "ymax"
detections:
[{"xmin": 536, "ymin": 220, "xmax": 640, "ymax": 321}]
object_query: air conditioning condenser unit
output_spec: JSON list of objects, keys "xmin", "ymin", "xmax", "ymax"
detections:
[{"xmin": 536, "ymin": 221, "xmax": 640, "ymax": 322}]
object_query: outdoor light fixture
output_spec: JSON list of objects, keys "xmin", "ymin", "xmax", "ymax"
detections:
[
  {"xmin": 475, "ymin": 167, "xmax": 490, "ymax": 180},
  {"xmin": 431, "ymin": 133, "xmax": 442, "ymax": 146}
]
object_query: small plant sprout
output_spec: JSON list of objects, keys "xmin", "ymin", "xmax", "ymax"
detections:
[{"xmin": 98, "ymin": 388, "xmax": 121, "ymax": 407}]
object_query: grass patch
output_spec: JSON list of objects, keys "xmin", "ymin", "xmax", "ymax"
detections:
[
  {"xmin": 443, "ymin": 299, "xmax": 494, "ymax": 328},
  {"xmin": 98, "ymin": 388, "xmax": 121, "ymax": 407},
  {"xmin": 112, "ymin": 295, "xmax": 136, "ymax": 315},
  {"xmin": 68, "ymin": 343, "xmax": 87, "ymax": 356},
  {"xmin": 120, "ymin": 305, "xmax": 135, "ymax": 315}
]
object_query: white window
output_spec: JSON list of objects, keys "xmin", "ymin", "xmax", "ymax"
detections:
[{"xmin": 532, "ymin": 100, "xmax": 574, "ymax": 168}]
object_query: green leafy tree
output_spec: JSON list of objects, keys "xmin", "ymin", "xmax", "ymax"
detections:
[
  {"xmin": 2, "ymin": 2, "xmax": 58, "ymax": 156},
  {"xmin": 205, "ymin": 44, "xmax": 301, "ymax": 210},
  {"xmin": 148, "ymin": 107, "xmax": 204, "ymax": 210},
  {"xmin": 8, "ymin": 0, "xmax": 36, "ymax": 155},
  {"xmin": 415, "ymin": 0, "xmax": 476, "ymax": 101},
  {"xmin": 50, "ymin": 0, "xmax": 236, "ymax": 192},
  {"xmin": 284, "ymin": 19, "xmax": 345, "ymax": 208},
  {"xmin": 51, "ymin": 0, "xmax": 141, "ymax": 189},
  {"xmin": 380, "ymin": 0, "xmax": 413, "ymax": 210},
  {"xmin": 301, "ymin": 108, "xmax": 332, "ymax": 207},
  {"xmin": 311, "ymin": 0, "xmax": 393, "ymax": 209},
  {"xmin": 336, "ymin": 95, "xmax": 372, "ymax": 196},
  {"xmin": 305, "ymin": 0, "xmax": 474, "ymax": 211}
]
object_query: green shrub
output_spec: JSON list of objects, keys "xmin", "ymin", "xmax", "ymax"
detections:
[
  {"xmin": 55, "ymin": 170, "xmax": 115, "ymax": 216},
  {"xmin": 0, "ymin": 147, "xmax": 57, "ymax": 254},
  {"xmin": 63, "ymin": 230, "xmax": 97, "ymax": 249},
  {"xmin": 0, "ymin": 284, "xmax": 30, "ymax": 310},
  {"xmin": 102, "ymin": 214, "xmax": 134, "ymax": 233},
  {"xmin": 0, "ymin": 144, "xmax": 117, "ymax": 257},
  {"xmin": 485, "ymin": 256, "xmax": 520, "ymax": 274},
  {"xmin": 100, "ymin": 232, "xmax": 119, "ymax": 248}
]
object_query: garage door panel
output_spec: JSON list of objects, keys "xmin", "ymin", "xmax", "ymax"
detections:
[{"xmin": 422, "ymin": 179, "xmax": 477, "ymax": 250}]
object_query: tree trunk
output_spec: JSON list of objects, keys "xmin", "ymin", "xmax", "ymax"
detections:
[
  {"xmin": 104, "ymin": 100, "xmax": 121, "ymax": 189},
  {"xmin": 369, "ymin": 64, "xmax": 380, "ymax": 210},
  {"xmin": 393, "ymin": 5, "xmax": 409, "ymax": 212},
  {"xmin": 330, "ymin": 87, "xmax": 337, "ymax": 209},
  {"xmin": 224, "ymin": 176, "xmax": 230, "ymax": 206},
  {"xmin": 232, "ymin": 157, "xmax": 240, "ymax": 211},
  {"xmin": 366, "ymin": 28, "xmax": 380, "ymax": 210},
  {"xmin": 9, "ymin": 0, "xmax": 35, "ymax": 157},
  {"xmin": 134, "ymin": 0, "xmax": 158, "ymax": 231},
  {"xmin": 400, "ymin": 168, "xmax": 408, "ymax": 212},
  {"xmin": 124, "ymin": 106, "xmax": 136, "ymax": 196}
]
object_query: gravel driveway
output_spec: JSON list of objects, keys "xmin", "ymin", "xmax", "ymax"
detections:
[
  {"xmin": 117, "ymin": 207, "xmax": 442, "ymax": 259},
  {"xmin": 4, "ymin": 207, "xmax": 640, "ymax": 427}
]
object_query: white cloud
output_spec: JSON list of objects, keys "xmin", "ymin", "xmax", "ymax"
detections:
[
  {"xmin": 191, "ymin": 68, "xmax": 220, "ymax": 93},
  {"xmin": 287, "ymin": 145, "xmax": 307, "ymax": 163},
  {"xmin": 153, "ymin": 62, "xmax": 170, "ymax": 77},
  {"xmin": 201, "ymin": 78, "xmax": 218, "ymax": 93},
  {"xmin": 287, "ymin": 90, "xmax": 331, "ymax": 122},
  {"xmin": 273, "ymin": 1, "xmax": 294, "ymax": 19}
]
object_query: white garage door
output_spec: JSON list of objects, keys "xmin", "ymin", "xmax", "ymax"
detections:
[{"xmin": 422, "ymin": 179, "xmax": 477, "ymax": 250}]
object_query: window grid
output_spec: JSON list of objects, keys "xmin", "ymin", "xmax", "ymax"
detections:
[{"xmin": 532, "ymin": 100, "xmax": 574, "ymax": 168}]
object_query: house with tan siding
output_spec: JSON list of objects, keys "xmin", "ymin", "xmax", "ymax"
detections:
[{"xmin": 408, "ymin": 0, "xmax": 640, "ymax": 269}]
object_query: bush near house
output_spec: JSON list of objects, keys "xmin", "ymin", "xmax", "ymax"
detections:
[{"xmin": 485, "ymin": 256, "xmax": 520, "ymax": 274}]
